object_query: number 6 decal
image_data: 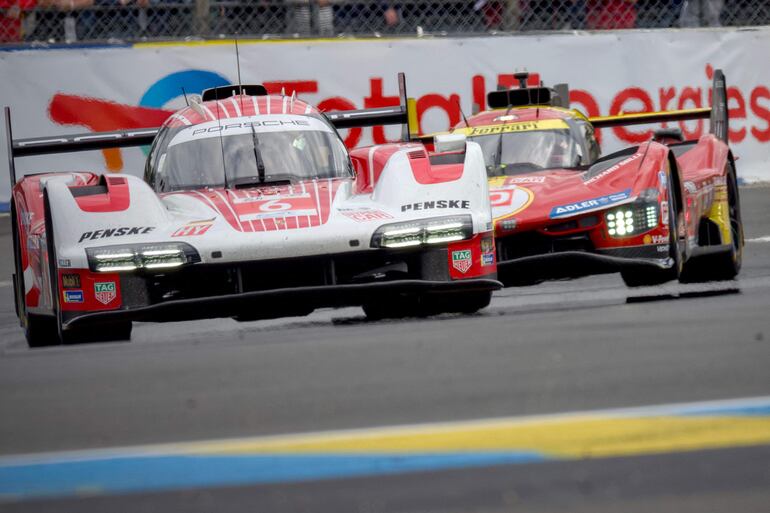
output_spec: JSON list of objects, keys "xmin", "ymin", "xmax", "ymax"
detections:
[{"xmin": 259, "ymin": 199, "xmax": 293, "ymax": 212}]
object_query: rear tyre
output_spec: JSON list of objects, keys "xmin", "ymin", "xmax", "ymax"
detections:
[
  {"xmin": 621, "ymin": 171, "xmax": 683, "ymax": 287},
  {"xmin": 680, "ymin": 164, "xmax": 743, "ymax": 282}
]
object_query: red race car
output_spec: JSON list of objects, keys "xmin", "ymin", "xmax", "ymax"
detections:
[{"xmin": 425, "ymin": 69, "xmax": 743, "ymax": 287}]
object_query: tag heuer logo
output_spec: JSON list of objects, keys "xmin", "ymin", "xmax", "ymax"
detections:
[
  {"xmin": 94, "ymin": 282, "xmax": 117, "ymax": 305},
  {"xmin": 451, "ymin": 250, "xmax": 472, "ymax": 274}
]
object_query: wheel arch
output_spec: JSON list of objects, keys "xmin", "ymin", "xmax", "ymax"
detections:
[{"xmin": 666, "ymin": 149, "xmax": 684, "ymax": 218}]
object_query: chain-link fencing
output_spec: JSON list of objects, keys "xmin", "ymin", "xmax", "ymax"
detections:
[{"xmin": 1, "ymin": 0, "xmax": 769, "ymax": 44}]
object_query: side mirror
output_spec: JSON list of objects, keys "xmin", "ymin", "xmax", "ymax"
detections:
[{"xmin": 434, "ymin": 133, "xmax": 466, "ymax": 153}]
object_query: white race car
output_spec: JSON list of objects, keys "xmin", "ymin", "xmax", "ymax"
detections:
[{"xmin": 6, "ymin": 77, "xmax": 500, "ymax": 347}]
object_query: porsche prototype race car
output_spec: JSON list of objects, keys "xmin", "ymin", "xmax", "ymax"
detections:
[
  {"xmin": 424, "ymin": 69, "xmax": 743, "ymax": 288},
  {"xmin": 5, "ymin": 76, "xmax": 500, "ymax": 347}
]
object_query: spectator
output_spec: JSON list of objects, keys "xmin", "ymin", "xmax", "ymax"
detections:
[
  {"xmin": 472, "ymin": 0, "xmax": 503, "ymax": 30},
  {"xmin": 636, "ymin": 0, "xmax": 682, "ymax": 28},
  {"xmin": 679, "ymin": 0, "xmax": 722, "ymax": 26},
  {"xmin": 286, "ymin": 0, "xmax": 333, "ymax": 35},
  {"xmin": 586, "ymin": 0, "xmax": 637, "ymax": 29},
  {"xmin": 567, "ymin": 0, "xmax": 587, "ymax": 29},
  {"xmin": 1, "ymin": 0, "xmax": 37, "ymax": 41}
]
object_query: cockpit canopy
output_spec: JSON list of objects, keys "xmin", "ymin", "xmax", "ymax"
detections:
[
  {"xmin": 469, "ymin": 128, "xmax": 584, "ymax": 175},
  {"xmin": 461, "ymin": 114, "xmax": 601, "ymax": 176},
  {"xmin": 145, "ymin": 114, "xmax": 351, "ymax": 192}
]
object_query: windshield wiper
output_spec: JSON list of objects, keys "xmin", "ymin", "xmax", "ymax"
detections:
[{"xmin": 249, "ymin": 123, "xmax": 266, "ymax": 183}]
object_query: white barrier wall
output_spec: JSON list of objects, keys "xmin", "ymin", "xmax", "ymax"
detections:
[{"xmin": 1, "ymin": 27, "xmax": 769, "ymax": 205}]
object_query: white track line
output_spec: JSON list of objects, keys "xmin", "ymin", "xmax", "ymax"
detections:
[
  {"xmin": 747, "ymin": 236, "xmax": 770, "ymax": 243},
  {"xmin": 0, "ymin": 281, "xmax": 12, "ymax": 288}
]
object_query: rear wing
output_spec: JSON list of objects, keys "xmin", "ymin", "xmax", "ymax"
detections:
[
  {"xmin": 5, "ymin": 72, "xmax": 419, "ymax": 188},
  {"xmin": 588, "ymin": 69, "xmax": 728, "ymax": 142}
]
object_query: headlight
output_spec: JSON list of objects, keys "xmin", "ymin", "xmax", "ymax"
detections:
[
  {"xmin": 371, "ymin": 215, "xmax": 473, "ymax": 248},
  {"xmin": 605, "ymin": 197, "xmax": 659, "ymax": 238},
  {"xmin": 86, "ymin": 242, "xmax": 201, "ymax": 272}
]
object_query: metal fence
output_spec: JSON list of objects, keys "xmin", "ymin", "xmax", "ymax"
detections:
[{"xmin": 2, "ymin": 0, "xmax": 769, "ymax": 44}]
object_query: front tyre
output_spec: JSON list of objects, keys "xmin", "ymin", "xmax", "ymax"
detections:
[
  {"xmin": 60, "ymin": 321, "xmax": 133, "ymax": 345},
  {"xmin": 12, "ymin": 203, "xmax": 61, "ymax": 348},
  {"xmin": 44, "ymin": 190, "xmax": 133, "ymax": 345},
  {"xmin": 621, "ymin": 171, "xmax": 683, "ymax": 287},
  {"xmin": 363, "ymin": 291, "xmax": 492, "ymax": 320}
]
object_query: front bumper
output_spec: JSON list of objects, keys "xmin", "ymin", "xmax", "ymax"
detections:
[
  {"xmin": 497, "ymin": 248, "xmax": 672, "ymax": 283},
  {"xmin": 62, "ymin": 278, "xmax": 502, "ymax": 328}
]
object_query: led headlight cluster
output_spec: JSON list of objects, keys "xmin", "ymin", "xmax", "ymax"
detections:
[
  {"xmin": 86, "ymin": 243, "xmax": 200, "ymax": 272},
  {"xmin": 605, "ymin": 203, "xmax": 659, "ymax": 237},
  {"xmin": 371, "ymin": 215, "xmax": 473, "ymax": 249}
]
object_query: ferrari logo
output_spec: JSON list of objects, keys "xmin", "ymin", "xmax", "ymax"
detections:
[
  {"xmin": 94, "ymin": 282, "xmax": 116, "ymax": 305},
  {"xmin": 452, "ymin": 250, "xmax": 472, "ymax": 274}
]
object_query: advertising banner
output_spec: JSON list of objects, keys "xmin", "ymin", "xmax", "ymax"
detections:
[{"xmin": 1, "ymin": 27, "xmax": 769, "ymax": 207}]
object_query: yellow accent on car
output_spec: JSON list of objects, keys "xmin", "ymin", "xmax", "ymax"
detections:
[
  {"xmin": 459, "ymin": 119, "xmax": 569, "ymax": 137},
  {"xmin": 708, "ymin": 185, "xmax": 732, "ymax": 245}
]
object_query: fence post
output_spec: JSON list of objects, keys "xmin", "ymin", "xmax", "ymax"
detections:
[
  {"xmin": 195, "ymin": 0, "xmax": 210, "ymax": 36},
  {"xmin": 501, "ymin": 0, "xmax": 520, "ymax": 31}
]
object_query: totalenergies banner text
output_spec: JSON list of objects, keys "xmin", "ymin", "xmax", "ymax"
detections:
[{"xmin": 1, "ymin": 28, "xmax": 769, "ymax": 205}]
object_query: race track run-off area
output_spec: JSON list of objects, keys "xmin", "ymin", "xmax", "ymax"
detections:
[{"xmin": 0, "ymin": 185, "xmax": 769, "ymax": 512}]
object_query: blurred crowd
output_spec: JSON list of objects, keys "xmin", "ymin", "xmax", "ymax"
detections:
[{"xmin": 0, "ymin": 0, "xmax": 766, "ymax": 43}]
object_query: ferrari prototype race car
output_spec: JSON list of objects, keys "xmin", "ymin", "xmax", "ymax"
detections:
[
  {"xmin": 5, "ymin": 76, "xmax": 500, "ymax": 347},
  {"xmin": 425, "ymin": 69, "xmax": 743, "ymax": 288}
]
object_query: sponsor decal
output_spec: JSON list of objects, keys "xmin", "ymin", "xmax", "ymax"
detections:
[
  {"xmin": 94, "ymin": 281, "xmax": 117, "ymax": 305},
  {"xmin": 643, "ymin": 234, "xmax": 668, "ymax": 245},
  {"xmin": 657, "ymin": 245, "xmax": 670, "ymax": 253},
  {"xmin": 550, "ymin": 189, "xmax": 632, "ymax": 219},
  {"xmin": 58, "ymin": 258, "xmax": 72, "ymax": 268},
  {"xmin": 658, "ymin": 170, "xmax": 668, "ymax": 188},
  {"xmin": 63, "ymin": 290, "xmax": 84, "ymax": 303},
  {"xmin": 661, "ymin": 201, "xmax": 669, "ymax": 225},
  {"xmin": 480, "ymin": 237, "xmax": 495, "ymax": 266},
  {"xmin": 465, "ymin": 119, "xmax": 567, "ymax": 136},
  {"xmin": 79, "ymin": 227, "xmax": 155, "ymax": 243},
  {"xmin": 401, "ymin": 200, "xmax": 470, "ymax": 212},
  {"xmin": 684, "ymin": 181, "xmax": 697, "ymax": 194},
  {"xmin": 172, "ymin": 221, "xmax": 214, "ymax": 237},
  {"xmin": 451, "ymin": 249, "xmax": 472, "ymax": 274},
  {"xmin": 506, "ymin": 176, "xmax": 545, "ymax": 184},
  {"xmin": 341, "ymin": 209, "xmax": 394, "ymax": 222},
  {"xmin": 583, "ymin": 153, "xmax": 642, "ymax": 184},
  {"xmin": 713, "ymin": 175, "xmax": 727, "ymax": 186},
  {"xmin": 191, "ymin": 119, "xmax": 310, "ymax": 137},
  {"xmin": 61, "ymin": 273, "xmax": 81, "ymax": 289}
]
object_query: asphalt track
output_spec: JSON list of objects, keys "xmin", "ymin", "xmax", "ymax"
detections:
[{"xmin": 1, "ymin": 185, "xmax": 770, "ymax": 512}]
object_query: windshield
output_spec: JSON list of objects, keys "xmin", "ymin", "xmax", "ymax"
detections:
[
  {"xmin": 152, "ymin": 115, "xmax": 351, "ymax": 191},
  {"xmin": 468, "ymin": 129, "xmax": 582, "ymax": 176}
]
